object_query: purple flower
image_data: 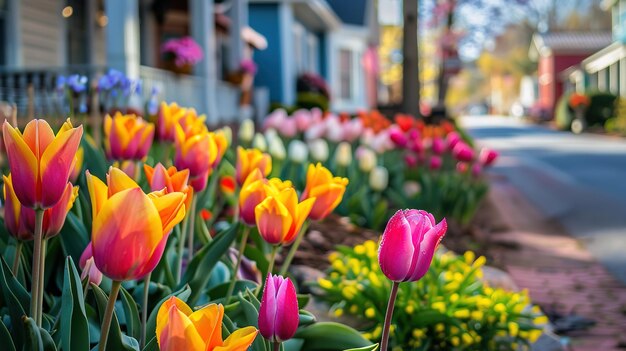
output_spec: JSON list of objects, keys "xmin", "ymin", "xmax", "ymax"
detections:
[
  {"xmin": 67, "ymin": 74, "xmax": 87, "ymax": 93},
  {"xmin": 161, "ymin": 36, "xmax": 204, "ymax": 67}
]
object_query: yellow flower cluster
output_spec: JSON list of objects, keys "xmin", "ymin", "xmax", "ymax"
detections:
[{"xmin": 315, "ymin": 241, "xmax": 545, "ymax": 351}]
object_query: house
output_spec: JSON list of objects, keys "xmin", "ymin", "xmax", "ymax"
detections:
[
  {"xmin": 248, "ymin": 0, "xmax": 378, "ymax": 113},
  {"xmin": 581, "ymin": 0, "xmax": 626, "ymax": 97},
  {"xmin": 0, "ymin": 0, "xmax": 268, "ymax": 125},
  {"xmin": 528, "ymin": 31, "xmax": 612, "ymax": 118}
]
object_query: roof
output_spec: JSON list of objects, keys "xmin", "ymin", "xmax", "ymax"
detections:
[
  {"xmin": 529, "ymin": 32, "xmax": 613, "ymax": 60},
  {"xmin": 326, "ymin": 0, "xmax": 368, "ymax": 26}
]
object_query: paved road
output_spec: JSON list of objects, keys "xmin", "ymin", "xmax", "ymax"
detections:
[{"xmin": 461, "ymin": 115, "xmax": 626, "ymax": 284}]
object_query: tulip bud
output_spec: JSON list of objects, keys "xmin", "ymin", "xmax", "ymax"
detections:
[
  {"xmin": 429, "ymin": 155, "xmax": 442, "ymax": 170},
  {"xmin": 472, "ymin": 163, "xmax": 482, "ymax": 177},
  {"xmin": 479, "ymin": 148, "xmax": 498, "ymax": 167},
  {"xmin": 259, "ymin": 275, "xmax": 299, "ymax": 342},
  {"xmin": 220, "ymin": 125, "xmax": 233, "ymax": 145},
  {"xmin": 404, "ymin": 153, "xmax": 418, "ymax": 167},
  {"xmin": 358, "ymin": 148, "xmax": 377, "ymax": 172},
  {"xmin": 308, "ymin": 139, "xmax": 329, "ymax": 162},
  {"xmin": 446, "ymin": 131, "xmax": 461, "ymax": 150},
  {"xmin": 265, "ymin": 128, "xmax": 278, "ymax": 142},
  {"xmin": 252, "ymin": 133, "xmax": 268, "ymax": 151},
  {"xmin": 279, "ymin": 118, "xmax": 297, "ymax": 138},
  {"xmin": 431, "ymin": 137, "xmax": 445, "ymax": 155},
  {"xmin": 335, "ymin": 142, "xmax": 352, "ymax": 167},
  {"xmin": 268, "ymin": 137, "xmax": 286, "ymax": 161},
  {"xmin": 403, "ymin": 181, "xmax": 421, "ymax": 197},
  {"xmin": 239, "ymin": 119, "xmax": 255, "ymax": 143},
  {"xmin": 452, "ymin": 142, "xmax": 474, "ymax": 162},
  {"xmin": 301, "ymin": 163, "xmax": 348, "ymax": 220},
  {"xmin": 378, "ymin": 210, "xmax": 447, "ymax": 282},
  {"xmin": 288, "ymin": 140, "xmax": 309, "ymax": 163},
  {"xmin": 81, "ymin": 257, "xmax": 103, "ymax": 286},
  {"xmin": 369, "ymin": 166, "xmax": 389, "ymax": 191}
]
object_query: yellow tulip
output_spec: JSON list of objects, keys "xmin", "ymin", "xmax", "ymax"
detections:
[
  {"xmin": 236, "ymin": 147, "xmax": 272, "ymax": 186},
  {"xmin": 301, "ymin": 163, "xmax": 348, "ymax": 220},
  {"xmin": 156, "ymin": 297, "xmax": 258, "ymax": 351},
  {"xmin": 255, "ymin": 186, "xmax": 315, "ymax": 245}
]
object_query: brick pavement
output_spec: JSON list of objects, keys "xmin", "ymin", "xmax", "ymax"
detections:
[{"xmin": 483, "ymin": 176, "xmax": 626, "ymax": 351}]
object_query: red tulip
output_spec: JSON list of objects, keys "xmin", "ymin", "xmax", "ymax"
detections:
[{"xmin": 378, "ymin": 210, "xmax": 446, "ymax": 282}]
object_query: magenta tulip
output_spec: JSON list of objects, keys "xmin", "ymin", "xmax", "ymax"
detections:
[
  {"xmin": 472, "ymin": 163, "xmax": 482, "ymax": 177},
  {"xmin": 258, "ymin": 274, "xmax": 299, "ymax": 342},
  {"xmin": 452, "ymin": 142, "xmax": 474, "ymax": 162},
  {"xmin": 378, "ymin": 209, "xmax": 447, "ymax": 282},
  {"xmin": 431, "ymin": 137, "xmax": 445, "ymax": 155},
  {"xmin": 446, "ymin": 131, "xmax": 461, "ymax": 150},
  {"xmin": 479, "ymin": 148, "xmax": 498, "ymax": 166},
  {"xmin": 389, "ymin": 127, "xmax": 408, "ymax": 147},
  {"xmin": 404, "ymin": 153, "xmax": 418, "ymax": 167},
  {"xmin": 429, "ymin": 155, "xmax": 442, "ymax": 170}
]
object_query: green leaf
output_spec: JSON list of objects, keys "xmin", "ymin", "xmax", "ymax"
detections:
[
  {"xmin": 58, "ymin": 213, "xmax": 90, "ymax": 264},
  {"xmin": 91, "ymin": 284, "xmax": 139, "ymax": 351},
  {"xmin": 142, "ymin": 336, "xmax": 159, "ymax": 351},
  {"xmin": 23, "ymin": 316, "xmax": 44, "ymax": 351},
  {"xmin": 144, "ymin": 285, "xmax": 191, "ymax": 344},
  {"xmin": 0, "ymin": 256, "xmax": 30, "ymax": 346},
  {"xmin": 120, "ymin": 287, "xmax": 141, "ymax": 342},
  {"xmin": 0, "ymin": 318, "xmax": 16, "ymax": 351},
  {"xmin": 207, "ymin": 280, "xmax": 257, "ymax": 301},
  {"xmin": 294, "ymin": 322, "xmax": 373, "ymax": 351},
  {"xmin": 61, "ymin": 257, "xmax": 90, "ymax": 351},
  {"xmin": 343, "ymin": 345, "xmax": 379, "ymax": 351},
  {"xmin": 235, "ymin": 294, "xmax": 266, "ymax": 351},
  {"xmin": 298, "ymin": 310, "xmax": 316, "ymax": 327},
  {"xmin": 180, "ymin": 224, "xmax": 238, "ymax": 305},
  {"xmin": 81, "ymin": 137, "xmax": 108, "ymax": 180}
]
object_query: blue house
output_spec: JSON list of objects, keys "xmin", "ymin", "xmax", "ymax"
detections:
[{"xmin": 249, "ymin": 0, "xmax": 378, "ymax": 112}]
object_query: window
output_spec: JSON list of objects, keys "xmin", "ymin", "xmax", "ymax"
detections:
[{"xmin": 339, "ymin": 48, "xmax": 353, "ymax": 100}]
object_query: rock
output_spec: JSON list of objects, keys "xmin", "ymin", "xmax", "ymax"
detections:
[
  {"xmin": 531, "ymin": 330, "xmax": 566, "ymax": 351},
  {"xmin": 307, "ymin": 230, "xmax": 326, "ymax": 249},
  {"xmin": 289, "ymin": 265, "xmax": 326, "ymax": 295},
  {"xmin": 481, "ymin": 265, "xmax": 519, "ymax": 291}
]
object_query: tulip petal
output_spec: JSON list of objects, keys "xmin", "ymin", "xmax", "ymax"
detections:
[
  {"xmin": 86, "ymin": 171, "xmax": 108, "ymax": 220},
  {"xmin": 255, "ymin": 197, "xmax": 292, "ymax": 245},
  {"xmin": 156, "ymin": 297, "xmax": 194, "ymax": 347},
  {"xmin": 39, "ymin": 124, "xmax": 83, "ymax": 207},
  {"xmin": 91, "ymin": 188, "xmax": 163, "ymax": 281},
  {"xmin": 148, "ymin": 191, "xmax": 186, "ymax": 234},
  {"xmin": 107, "ymin": 167, "xmax": 140, "ymax": 196},
  {"xmin": 215, "ymin": 326, "xmax": 259, "ymax": 351},
  {"xmin": 258, "ymin": 275, "xmax": 277, "ymax": 340},
  {"xmin": 285, "ymin": 197, "xmax": 315, "ymax": 244},
  {"xmin": 378, "ymin": 210, "xmax": 414, "ymax": 282},
  {"xmin": 158, "ymin": 304, "xmax": 205, "ymax": 351},
  {"xmin": 189, "ymin": 304, "xmax": 223, "ymax": 349},
  {"xmin": 274, "ymin": 278, "xmax": 299, "ymax": 341},
  {"xmin": 22, "ymin": 119, "xmax": 55, "ymax": 158},
  {"xmin": 409, "ymin": 218, "xmax": 447, "ymax": 281},
  {"xmin": 3, "ymin": 122, "xmax": 38, "ymax": 207}
]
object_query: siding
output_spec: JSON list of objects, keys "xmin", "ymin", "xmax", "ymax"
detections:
[
  {"xmin": 20, "ymin": 0, "xmax": 63, "ymax": 67},
  {"xmin": 249, "ymin": 3, "xmax": 284, "ymax": 103}
]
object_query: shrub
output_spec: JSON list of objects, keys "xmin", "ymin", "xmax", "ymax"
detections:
[
  {"xmin": 314, "ymin": 241, "xmax": 545, "ymax": 350},
  {"xmin": 297, "ymin": 92, "xmax": 329, "ymax": 111},
  {"xmin": 585, "ymin": 91, "xmax": 618, "ymax": 126}
]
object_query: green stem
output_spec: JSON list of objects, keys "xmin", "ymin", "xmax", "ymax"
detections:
[
  {"xmin": 267, "ymin": 246, "xmax": 279, "ymax": 278},
  {"xmin": 279, "ymin": 221, "xmax": 309, "ymax": 276},
  {"xmin": 140, "ymin": 273, "xmax": 151, "ymax": 349},
  {"xmin": 380, "ymin": 281, "xmax": 400, "ymax": 351},
  {"xmin": 175, "ymin": 214, "xmax": 189, "ymax": 284},
  {"xmin": 30, "ymin": 209, "xmax": 45, "ymax": 326},
  {"xmin": 12, "ymin": 240, "xmax": 22, "ymax": 276},
  {"xmin": 187, "ymin": 196, "xmax": 198, "ymax": 261},
  {"xmin": 98, "ymin": 280, "xmax": 122, "ymax": 351},
  {"xmin": 226, "ymin": 226, "xmax": 250, "ymax": 301},
  {"xmin": 38, "ymin": 238, "xmax": 47, "ymax": 325}
]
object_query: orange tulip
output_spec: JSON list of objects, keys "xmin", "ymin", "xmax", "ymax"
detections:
[
  {"xmin": 156, "ymin": 296, "xmax": 258, "ymax": 351},
  {"xmin": 104, "ymin": 112, "xmax": 154, "ymax": 161},
  {"xmin": 4, "ymin": 174, "xmax": 78, "ymax": 240},
  {"xmin": 87, "ymin": 167, "xmax": 186, "ymax": 281},
  {"xmin": 2, "ymin": 119, "xmax": 82, "ymax": 209},
  {"xmin": 255, "ymin": 186, "xmax": 315, "ymax": 245},
  {"xmin": 144, "ymin": 163, "xmax": 194, "ymax": 211},
  {"xmin": 238, "ymin": 169, "xmax": 292, "ymax": 226},
  {"xmin": 301, "ymin": 163, "xmax": 349, "ymax": 220},
  {"xmin": 157, "ymin": 102, "xmax": 189, "ymax": 141},
  {"xmin": 236, "ymin": 147, "xmax": 272, "ymax": 186}
]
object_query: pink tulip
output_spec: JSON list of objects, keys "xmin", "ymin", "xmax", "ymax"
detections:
[
  {"xmin": 279, "ymin": 118, "xmax": 297, "ymax": 138},
  {"xmin": 258, "ymin": 275, "xmax": 299, "ymax": 342},
  {"xmin": 429, "ymin": 155, "xmax": 442, "ymax": 170},
  {"xmin": 452, "ymin": 142, "xmax": 474, "ymax": 162},
  {"xmin": 407, "ymin": 128, "xmax": 420, "ymax": 142},
  {"xmin": 389, "ymin": 127, "xmax": 408, "ymax": 147},
  {"xmin": 293, "ymin": 109, "xmax": 312, "ymax": 131},
  {"xmin": 479, "ymin": 148, "xmax": 498, "ymax": 167},
  {"xmin": 79, "ymin": 243, "xmax": 103, "ymax": 286},
  {"xmin": 378, "ymin": 210, "xmax": 447, "ymax": 282},
  {"xmin": 431, "ymin": 137, "xmax": 445, "ymax": 155},
  {"xmin": 342, "ymin": 119, "xmax": 364, "ymax": 142},
  {"xmin": 446, "ymin": 131, "xmax": 461, "ymax": 150},
  {"xmin": 264, "ymin": 109, "xmax": 287, "ymax": 130},
  {"xmin": 404, "ymin": 153, "xmax": 418, "ymax": 167}
]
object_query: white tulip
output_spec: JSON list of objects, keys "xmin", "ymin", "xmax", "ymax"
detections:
[
  {"xmin": 252, "ymin": 133, "xmax": 267, "ymax": 151},
  {"xmin": 335, "ymin": 142, "xmax": 352, "ymax": 167},
  {"xmin": 238, "ymin": 119, "xmax": 255, "ymax": 143},
  {"xmin": 220, "ymin": 125, "xmax": 233, "ymax": 145},
  {"xmin": 288, "ymin": 140, "xmax": 309, "ymax": 163},
  {"xmin": 358, "ymin": 148, "xmax": 377, "ymax": 172},
  {"xmin": 308, "ymin": 139, "xmax": 329, "ymax": 162},
  {"xmin": 264, "ymin": 128, "xmax": 278, "ymax": 142},
  {"xmin": 369, "ymin": 166, "xmax": 389, "ymax": 191},
  {"xmin": 268, "ymin": 136, "xmax": 286, "ymax": 160}
]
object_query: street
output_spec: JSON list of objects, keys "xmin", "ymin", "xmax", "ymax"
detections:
[{"xmin": 462, "ymin": 115, "xmax": 626, "ymax": 284}]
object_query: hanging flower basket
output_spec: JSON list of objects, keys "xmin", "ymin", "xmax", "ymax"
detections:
[{"xmin": 161, "ymin": 36, "xmax": 203, "ymax": 75}]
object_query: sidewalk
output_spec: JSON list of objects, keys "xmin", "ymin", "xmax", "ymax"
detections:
[{"xmin": 483, "ymin": 174, "xmax": 626, "ymax": 351}]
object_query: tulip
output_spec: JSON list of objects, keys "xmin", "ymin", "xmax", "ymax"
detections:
[
  {"xmin": 69, "ymin": 146, "xmax": 84, "ymax": 183},
  {"xmin": 239, "ymin": 169, "xmax": 292, "ymax": 226},
  {"xmin": 288, "ymin": 139, "xmax": 308, "ymax": 163},
  {"xmin": 22, "ymin": 182, "xmax": 78, "ymax": 239},
  {"xmin": 104, "ymin": 112, "xmax": 155, "ymax": 161},
  {"xmin": 378, "ymin": 210, "xmax": 447, "ymax": 350},
  {"xmin": 278, "ymin": 118, "xmax": 297, "ymax": 138},
  {"xmin": 3, "ymin": 175, "xmax": 32, "ymax": 241},
  {"xmin": 211, "ymin": 129, "xmax": 229, "ymax": 167},
  {"xmin": 404, "ymin": 153, "xmax": 418, "ymax": 167},
  {"xmin": 174, "ymin": 124, "xmax": 216, "ymax": 192},
  {"xmin": 268, "ymin": 136, "xmax": 286, "ymax": 161},
  {"xmin": 236, "ymin": 146, "xmax": 272, "ymax": 186},
  {"xmin": 238, "ymin": 118, "xmax": 255, "ymax": 143},
  {"xmin": 144, "ymin": 163, "xmax": 194, "ymax": 211},
  {"xmin": 255, "ymin": 186, "xmax": 314, "ymax": 245},
  {"xmin": 369, "ymin": 166, "xmax": 389, "ymax": 191},
  {"xmin": 87, "ymin": 167, "xmax": 186, "ymax": 281},
  {"xmin": 325, "ymin": 116, "xmax": 344, "ymax": 142},
  {"xmin": 157, "ymin": 102, "xmax": 188, "ymax": 141},
  {"xmin": 3, "ymin": 118, "xmax": 83, "ymax": 209},
  {"xmin": 456, "ymin": 162, "xmax": 469, "ymax": 174},
  {"xmin": 446, "ymin": 131, "xmax": 461, "ymax": 150},
  {"xmin": 452, "ymin": 142, "xmax": 474, "ymax": 162},
  {"xmin": 156, "ymin": 297, "xmax": 258, "ymax": 351},
  {"xmin": 479, "ymin": 148, "xmax": 498, "ymax": 166},
  {"xmin": 293, "ymin": 109, "xmax": 312, "ymax": 131},
  {"xmin": 389, "ymin": 127, "xmax": 408, "ymax": 147},
  {"xmin": 304, "ymin": 123, "xmax": 326, "ymax": 140},
  {"xmin": 342, "ymin": 118, "xmax": 364, "ymax": 142},
  {"xmin": 80, "ymin": 244, "xmax": 103, "ymax": 286},
  {"xmin": 301, "ymin": 163, "xmax": 348, "ymax": 221},
  {"xmin": 259, "ymin": 275, "xmax": 299, "ymax": 345},
  {"xmin": 429, "ymin": 155, "xmax": 442, "ymax": 170},
  {"xmin": 263, "ymin": 109, "xmax": 287, "ymax": 130},
  {"xmin": 334, "ymin": 142, "xmax": 352, "ymax": 167},
  {"xmin": 431, "ymin": 136, "xmax": 445, "ymax": 155},
  {"xmin": 358, "ymin": 148, "xmax": 377, "ymax": 172},
  {"xmin": 252, "ymin": 133, "xmax": 268, "ymax": 151},
  {"xmin": 308, "ymin": 139, "xmax": 329, "ymax": 162},
  {"xmin": 219, "ymin": 125, "xmax": 232, "ymax": 145},
  {"xmin": 472, "ymin": 163, "xmax": 482, "ymax": 177},
  {"xmin": 219, "ymin": 175, "xmax": 236, "ymax": 196}
]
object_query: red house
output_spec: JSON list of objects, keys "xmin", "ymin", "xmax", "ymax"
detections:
[{"xmin": 529, "ymin": 32, "xmax": 612, "ymax": 119}]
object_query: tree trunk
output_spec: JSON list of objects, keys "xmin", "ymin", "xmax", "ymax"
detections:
[
  {"xmin": 402, "ymin": 0, "xmax": 420, "ymax": 117},
  {"xmin": 437, "ymin": 0, "xmax": 455, "ymax": 108}
]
